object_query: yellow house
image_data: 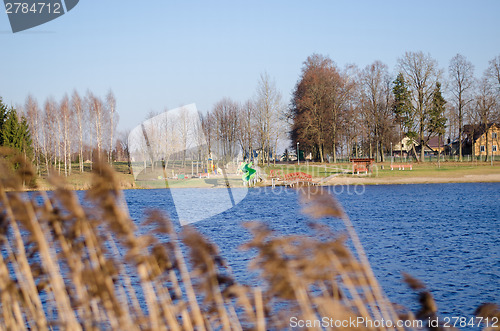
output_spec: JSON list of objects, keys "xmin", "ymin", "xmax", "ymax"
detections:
[{"xmin": 471, "ymin": 123, "xmax": 500, "ymax": 157}]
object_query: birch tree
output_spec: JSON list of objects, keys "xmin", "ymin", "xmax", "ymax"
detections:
[
  {"xmin": 25, "ymin": 95, "xmax": 41, "ymax": 173},
  {"xmin": 255, "ymin": 72, "xmax": 283, "ymax": 164},
  {"xmin": 71, "ymin": 90, "xmax": 85, "ymax": 172},
  {"xmin": 106, "ymin": 90, "xmax": 117, "ymax": 164},
  {"xmin": 43, "ymin": 98, "xmax": 57, "ymax": 174},
  {"xmin": 60, "ymin": 95, "xmax": 71, "ymax": 176},
  {"xmin": 88, "ymin": 91, "xmax": 104, "ymax": 164}
]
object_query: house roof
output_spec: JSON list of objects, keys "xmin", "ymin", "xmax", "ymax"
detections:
[
  {"xmin": 427, "ymin": 136, "xmax": 445, "ymax": 148},
  {"xmin": 463, "ymin": 123, "xmax": 499, "ymax": 142}
]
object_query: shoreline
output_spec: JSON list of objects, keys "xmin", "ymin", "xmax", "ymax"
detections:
[
  {"xmin": 30, "ymin": 162, "xmax": 500, "ymax": 190},
  {"xmin": 30, "ymin": 174, "xmax": 500, "ymax": 191}
]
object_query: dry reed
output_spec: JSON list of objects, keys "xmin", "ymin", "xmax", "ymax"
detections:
[{"xmin": 0, "ymin": 148, "xmax": 497, "ymax": 330}]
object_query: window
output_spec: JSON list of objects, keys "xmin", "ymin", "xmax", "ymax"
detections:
[
  {"xmin": 493, "ymin": 145, "xmax": 498, "ymax": 152},
  {"xmin": 480, "ymin": 145, "xmax": 485, "ymax": 152},
  {"xmin": 493, "ymin": 132, "xmax": 498, "ymax": 139}
]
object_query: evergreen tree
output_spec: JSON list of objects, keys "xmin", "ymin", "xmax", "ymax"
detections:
[
  {"xmin": 2, "ymin": 108, "xmax": 19, "ymax": 148},
  {"xmin": 392, "ymin": 73, "xmax": 416, "ymax": 155},
  {"xmin": 0, "ymin": 97, "xmax": 8, "ymax": 146},
  {"xmin": 0, "ymin": 98, "xmax": 34, "ymax": 159},
  {"xmin": 429, "ymin": 82, "xmax": 447, "ymax": 165},
  {"xmin": 429, "ymin": 82, "xmax": 447, "ymax": 138},
  {"xmin": 17, "ymin": 116, "xmax": 34, "ymax": 159}
]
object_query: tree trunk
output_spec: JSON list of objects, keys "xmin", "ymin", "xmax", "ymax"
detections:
[
  {"xmin": 485, "ymin": 131, "xmax": 489, "ymax": 162},
  {"xmin": 380, "ymin": 142, "xmax": 385, "ymax": 162},
  {"xmin": 412, "ymin": 142, "xmax": 418, "ymax": 162},
  {"xmin": 333, "ymin": 136, "xmax": 337, "ymax": 163},
  {"xmin": 459, "ymin": 125, "xmax": 463, "ymax": 162},
  {"xmin": 420, "ymin": 134, "xmax": 425, "ymax": 163}
]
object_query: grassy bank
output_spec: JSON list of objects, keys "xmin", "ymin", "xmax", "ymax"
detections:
[
  {"xmin": 30, "ymin": 161, "xmax": 500, "ymax": 190},
  {"xmin": 262, "ymin": 161, "xmax": 500, "ymax": 186}
]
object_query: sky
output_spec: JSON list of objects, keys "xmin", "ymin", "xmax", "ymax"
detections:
[{"xmin": 1, "ymin": 0, "xmax": 499, "ymax": 132}]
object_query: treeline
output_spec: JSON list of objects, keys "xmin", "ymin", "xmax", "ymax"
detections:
[
  {"xmin": 13, "ymin": 90, "xmax": 120, "ymax": 176},
  {"xmin": 7, "ymin": 51, "xmax": 500, "ymax": 175},
  {"xmin": 200, "ymin": 72, "xmax": 289, "ymax": 165},
  {"xmin": 0, "ymin": 97, "xmax": 32, "ymax": 157},
  {"xmin": 291, "ymin": 52, "xmax": 500, "ymax": 162}
]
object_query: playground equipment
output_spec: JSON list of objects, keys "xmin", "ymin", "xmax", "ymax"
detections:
[
  {"xmin": 239, "ymin": 162, "xmax": 257, "ymax": 186},
  {"xmin": 283, "ymin": 172, "xmax": 313, "ymax": 187},
  {"xmin": 269, "ymin": 169, "xmax": 319, "ymax": 188}
]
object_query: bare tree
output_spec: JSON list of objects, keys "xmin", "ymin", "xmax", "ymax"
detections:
[
  {"xmin": 398, "ymin": 51, "xmax": 441, "ymax": 162},
  {"xmin": 487, "ymin": 55, "xmax": 500, "ymax": 123},
  {"xmin": 71, "ymin": 90, "xmax": 85, "ymax": 172},
  {"xmin": 88, "ymin": 91, "xmax": 104, "ymax": 164},
  {"xmin": 359, "ymin": 61, "xmax": 394, "ymax": 162},
  {"xmin": 238, "ymin": 100, "xmax": 256, "ymax": 161},
  {"xmin": 177, "ymin": 107, "xmax": 193, "ymax": 168},
  {"xmin": 59, "ymin": 95, "xmax": 72, "ymax": 176},
  {"xmin": 487, "ymin": 55, "xmax": 500, "ymax": 91},
  {"xmin": 43, "ymin": 98, "xmax": 58, "ymax": 174},
  {"xmin": 200, "ymin": 111, "xmax": 214, "ymax": 168},
  {"xmin": 291, "ymin": 54, "xmax": 355, "ymax": 162},
  {"xmin": 255, "ymin": 72, "xmax": 283, "ymax": 164},
  {"xmin": 474, "ymin": 76, "xmax": 498, "ymax": 161},
  {"xmin": 106, "ymin": 90, "xmax": 117, "ymax": 164},
  {"xmin": 449, "ymin": 54, "xmax": 475, "ymax": 161},
  {"xmin": 117, "ymin": 130, "xmax": 132, "ymax": 173},
  {"xmin": 212, "ymin": 98, "xmax": 239, "ymax": 164},
  {"xmin": 24, "ymin": 95, "xmax": 41, "ymax": 174},
  {"xmin": 53, "ymin": 98, "xmax": 63, "ymax": 174},
  {"xmin": 291, "ymin": 55, "xmax": 333, "ymax": 163}
]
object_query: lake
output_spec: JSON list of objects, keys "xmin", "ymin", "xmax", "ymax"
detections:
[{"xmin": 123, "ymin": 182, "xmax": 499, "ymax": 326}]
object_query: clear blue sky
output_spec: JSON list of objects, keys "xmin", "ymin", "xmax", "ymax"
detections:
[{"xmin": 1, "ymin": 0, "xmax": 499, "ymax": 131}]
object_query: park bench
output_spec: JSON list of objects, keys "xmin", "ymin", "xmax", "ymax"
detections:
[{"xmin": 355, "ymin": 167, "xmax": 368, "ymax": 174}]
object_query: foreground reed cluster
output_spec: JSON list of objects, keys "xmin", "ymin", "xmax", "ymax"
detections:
[{"xmin": 0, "ymin": 148, "xmax": 498, "ymax": 330}]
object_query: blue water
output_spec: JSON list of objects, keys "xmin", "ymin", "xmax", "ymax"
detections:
[{"xmin": 124, "ymin": 183, "xmax": 500, "ymax": 323}]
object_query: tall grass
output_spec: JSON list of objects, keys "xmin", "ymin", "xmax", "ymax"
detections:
[{"xmin": 0, "ymin": 148, "xmax": 498, "ymax": 330}]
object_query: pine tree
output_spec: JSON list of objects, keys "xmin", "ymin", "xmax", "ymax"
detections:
[
  {"xmin": 429, "ymin": 82, "xmax": 447, "ymax": 166},
  {"xmin": 0, "ymin": 99, "xmax": 34, "ymax": 159},
  {"xmin": 2, "ymin": 108, "xmax": 19, "ymax": 148},
  {"xmin": 429, "ymin": 82, "xmax": 447, "ymax": 138},
  {"xmin": 17, "ymin": 116, "xmax": 34, "ymax": 159},
  {"xmin": 0, "ymin": 97, "xmax": 8, "ymax": 146},
  {"xmin": 392, "ymin": 73, "xmax": 417, "ymax": 157}
]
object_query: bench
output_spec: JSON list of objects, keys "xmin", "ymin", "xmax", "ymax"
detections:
[{"xmin": 355, "ymin": 167, "xmax": 368, "ymax": 174}]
